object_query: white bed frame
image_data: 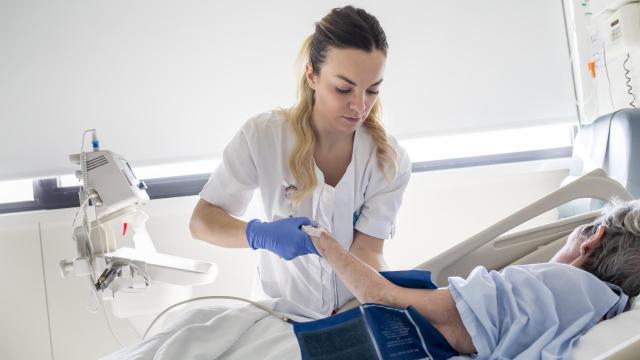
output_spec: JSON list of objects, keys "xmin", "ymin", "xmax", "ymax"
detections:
[
  {"xmin": 415, "ymin": 168, "xmax": 637, "ymax": 360},
  {"xmin": 416, "ymin": 168, "xmax": 634, "ymax": 283},
  {"xmin": 595, "ymin": 333, "xmax": 640, "ymax": 360}
]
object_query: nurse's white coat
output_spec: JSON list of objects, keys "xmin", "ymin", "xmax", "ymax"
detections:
[{"xmin": 200, "ymin": 110, "xmax": 412, "ymax": 317}]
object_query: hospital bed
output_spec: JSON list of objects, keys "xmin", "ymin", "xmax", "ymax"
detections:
[
  {"xmin": 105, "ymin": 169, "xmax": 639, "ymax": 360},
  {"xmin": 414, "ymin": 168, "xmax": 639, "ymax": 360}
]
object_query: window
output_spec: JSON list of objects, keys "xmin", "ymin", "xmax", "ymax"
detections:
[
  {"xmin": 399, "ymin": 123, "xmax": 574, "ymax": 162},
  {"xmin": 0, "ymin": 179, "xmax": 34, "ymax": 203},
  {"xmin": 1, "ymin": 125, "xmax": 573, "ymax": 213}
]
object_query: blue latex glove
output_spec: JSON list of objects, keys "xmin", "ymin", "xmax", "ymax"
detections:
[{"xmin": 246, "ymin": 217, "xmax": 319, "ymax": 260}]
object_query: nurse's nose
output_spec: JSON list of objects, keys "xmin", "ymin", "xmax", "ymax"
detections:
[{"xmin": 349, "ymin": 92, "xmax": 366, "ymax": 113}]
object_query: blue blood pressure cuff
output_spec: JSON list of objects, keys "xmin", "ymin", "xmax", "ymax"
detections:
[{"xmin": 292, "ymin": 270, "xmax": 458, "ymax": 360}]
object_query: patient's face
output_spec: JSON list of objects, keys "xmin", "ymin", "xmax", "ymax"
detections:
[{"xmin": 550, "ymin": 224, "xmax": 590, "ymax": 264}]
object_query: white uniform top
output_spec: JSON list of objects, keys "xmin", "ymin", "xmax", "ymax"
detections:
[{"xmin": 199, "ymin": 110, "xmax": 412, "ymax": 317}]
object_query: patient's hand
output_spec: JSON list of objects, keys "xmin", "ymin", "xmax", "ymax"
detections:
[{"xmin": 303, "ymin": 226, "xmax": 336, "ymax": 257}]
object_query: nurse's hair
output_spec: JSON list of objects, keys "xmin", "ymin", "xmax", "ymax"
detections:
[
  {"xmin": 284, "ymin": 5, "xmax": 397, "ymax": 204},
  {"xmin": 580, "ymin": 199, "xmax": 640, "ymax": 297}
]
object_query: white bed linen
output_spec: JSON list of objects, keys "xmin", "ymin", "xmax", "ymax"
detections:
[
  {"xmin": 570, "ymin": 298, "xmax": 640, "ymax": 359},
  {"xmin": 100, "ymin": 294, "xmax": 638, "ymax": 360},
  {"xmin": 100, "ymin": 300, "xmax": 305, "ymax": 360}
]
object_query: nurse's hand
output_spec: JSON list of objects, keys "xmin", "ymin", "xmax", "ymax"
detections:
[{"xmin": 245, "ymin": 217, "xmax": 320, "ymax": 260}]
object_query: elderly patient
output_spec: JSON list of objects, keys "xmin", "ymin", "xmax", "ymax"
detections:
[{"xmin": 306, "ymin": 199, "xmax": 640, "ymax": 358}]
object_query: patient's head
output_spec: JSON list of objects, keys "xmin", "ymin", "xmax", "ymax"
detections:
[{"xmin": 552, "ymin": 199, "xmax": 640, "ymax": 297}]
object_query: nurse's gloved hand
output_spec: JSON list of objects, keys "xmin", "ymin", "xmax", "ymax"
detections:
[{"xmin": 245, "ymin": 217, "xmax": 320, "ymax": 260}]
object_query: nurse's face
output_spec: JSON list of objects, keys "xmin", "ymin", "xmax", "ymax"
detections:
[{"xmin": 306, "ymin": 47, "xmax": 386, "ymax": 134}]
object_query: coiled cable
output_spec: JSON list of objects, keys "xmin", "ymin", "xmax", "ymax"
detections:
[{"xmin": 623, "ymin": 53, "xmax": 637, "ymax": 108}]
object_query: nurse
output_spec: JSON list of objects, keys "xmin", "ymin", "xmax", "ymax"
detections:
[{"xmin": 189, "ymin": 5, "xmax": 412, "ymax": 317}]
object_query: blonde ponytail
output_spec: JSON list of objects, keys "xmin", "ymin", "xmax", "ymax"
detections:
[
  {"xmin": 285, "ymin": 6, "xmax": 397, "ymax": 205},
  {"xmin": 286, "ymin": 35, "xmax": 318, "ymax": 205}
]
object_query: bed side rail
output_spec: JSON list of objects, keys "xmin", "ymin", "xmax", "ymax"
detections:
[{"xmin": 416, "ymin": 169, "xmax": 634, "ymax": 285}]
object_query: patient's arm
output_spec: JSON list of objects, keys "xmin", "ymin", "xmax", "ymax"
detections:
[{"xmin": 309, "ymin": 229, "xmax": 476, "ymax": 355}]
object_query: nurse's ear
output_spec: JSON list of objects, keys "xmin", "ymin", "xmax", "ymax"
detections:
[{"xmin": 305, "ymin": 63, "xmax": 318, "ymax": 90}]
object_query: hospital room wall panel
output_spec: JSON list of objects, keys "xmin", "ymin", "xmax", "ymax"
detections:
[
  {"xmin": 385, "ymin": 161, "xmax": 570, "ymax": 270},
  {"xmin": 0, "ymin": 217, "xmax": 52, "ymax": 360}
]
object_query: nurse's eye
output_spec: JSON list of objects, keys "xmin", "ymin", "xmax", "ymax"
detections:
[{"xmin": 335, "ymin": 87, "xmax": 351, "ymax": 94}]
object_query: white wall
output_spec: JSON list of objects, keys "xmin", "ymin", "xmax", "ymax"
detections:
[
  {"xmin": 0, "ymin": 219, "xmax": 52, "ymax": 360},
  {"xmin": 0, "ymin": 0, "xmax": 576, "ymax": 181},
  {"xmin": 386, "ymin": 161, "xmax": 569, "ymax": 270},
  {"xmin": 0, "ymin": 161, "xmax": 568, "ymax": 360}
]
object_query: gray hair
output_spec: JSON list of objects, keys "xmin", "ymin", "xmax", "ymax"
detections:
[{"xmin": 581, "ymin": 199, "xmax": 640, "ymax": 297}]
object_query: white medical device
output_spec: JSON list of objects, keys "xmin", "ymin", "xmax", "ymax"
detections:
[
  {"xmin": 601, "ymin": 2, "xmax": 640, "ymax": 59},
  {"xmin": 59, "ymin": 131, "xmax": 217, "ymax": 317}
]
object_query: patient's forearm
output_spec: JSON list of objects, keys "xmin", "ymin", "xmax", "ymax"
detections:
[
  {"xmin": 315, "ymin": 235, "xmax": 396, "ymax": 304},
  {"xmin": 310, "ymin": 231, "xmax": 476, "ymax": 354}
]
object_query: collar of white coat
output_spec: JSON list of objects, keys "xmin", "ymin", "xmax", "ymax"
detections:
[{"xmin": 310, "ymin": 126, "xmax": 363, "ymax": 222}]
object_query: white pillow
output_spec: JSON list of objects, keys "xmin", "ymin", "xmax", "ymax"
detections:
[{"xmin": 570, "ymin": 297, "xmax": 640, "ymax": 359}]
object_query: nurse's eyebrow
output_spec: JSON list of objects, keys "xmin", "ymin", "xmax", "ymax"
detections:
[{"xmin": 336, "ymin": 75, "xmax": 384, "ymax": 88}]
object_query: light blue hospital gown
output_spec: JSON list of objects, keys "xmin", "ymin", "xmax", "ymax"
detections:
[{"xmin": 448, "ymin": 263, "xmax": 624, "ymax": 359}]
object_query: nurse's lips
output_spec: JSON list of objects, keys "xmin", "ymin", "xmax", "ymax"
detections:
[{"xmin": 342, "ymin": 115, "xmax": 361, "ymax": 123}]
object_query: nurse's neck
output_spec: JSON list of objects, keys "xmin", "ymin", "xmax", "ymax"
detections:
[{"xmin": 310, "ymin": 115, "xmax": 355, "ymax": 152}]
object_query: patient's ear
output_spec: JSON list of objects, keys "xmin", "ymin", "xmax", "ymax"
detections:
[
  {"xmin": 580, "ymin": 225, "xmax": 605, "ymax": 256},
  {"xmin": 571, "ymin": 225, "xmax": 605, "ymax": 267}
]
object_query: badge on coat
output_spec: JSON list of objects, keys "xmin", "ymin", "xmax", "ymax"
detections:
[
  {"xmin": 284, "ymin": 184, "xmax": 297, "ymax": 199},
  {"xmin": 284, "ymin": 184, "xmax": 298, "ymax": 216}
]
